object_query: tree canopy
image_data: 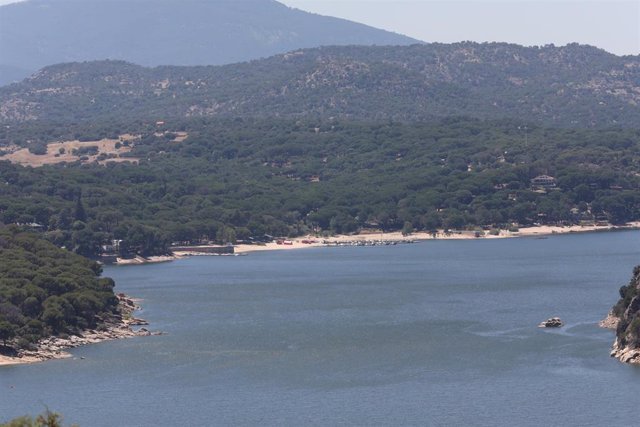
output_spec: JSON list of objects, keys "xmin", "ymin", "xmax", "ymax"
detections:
[
  {"xmin": 0, "ymin": 226, "xmax": 118, "ymax": 350},
  {"xmin": 1, "ymin": 117, "xmax": 639, "ymax": 257},
  {"xmin": 1, "ymin": 43, "xmax": 637, "ymax": 128}
]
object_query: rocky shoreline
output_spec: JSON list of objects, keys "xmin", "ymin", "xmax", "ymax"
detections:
[
  {"xmin": 0, "ymin": 294, "xmax": 159, "ymax": 366},
  {"xmin": 601, "ymin": 312, "xmax": 640, "ymax": 365},
  {"xmin": 598, "ymin": 311, "xmax": 619, "ymax": 330},
  {"xmin": 598, "ymin": 312, "xmax": 640, "ymax": 364},
  {"xmin": 600, "ymin": 265, "xmax": 640, "ymax": 366},
  {"xmin": 610, "ymin": 337, "xmax": 640, "ymax": 364}
]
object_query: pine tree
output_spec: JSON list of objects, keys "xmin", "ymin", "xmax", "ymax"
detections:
[{"xmin": 74, "ymin": 191, "xmax": 87, "ymax": 223}]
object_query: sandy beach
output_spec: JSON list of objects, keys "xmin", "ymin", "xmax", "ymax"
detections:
[
  {"xmin": 0, "ymin": 354, "xmax": 45, "ymax": 366},
  {"xmin": 105, "ymin": 222, "xmax": 640, "ymax": 263},
  {"xmin": 233, "ymin": 222, "xmax": 640, "ymax": 254},
  {"xmin": 115, "ymin": 255, "xmax": 181, "ymax": 265}
]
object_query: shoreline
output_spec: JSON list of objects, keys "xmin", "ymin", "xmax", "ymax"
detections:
[
  {"xmin": 105, "ymin": 222, "xmax": 640, "ymax": 264},
  {"xmin": 233, "ymin": 222, "xmax": 640, "ymax": 254},
  {"xmin": 0, "ymin": 294, "xmax": 156, "ymax": 367},
  {"xmin": 599, "ymin": 311, "xmax": 624, "ymax": 364},
  {"xmin": 600, "ymin": 313, "xmax": 640, "ymax": 365},
  {"xmin": 114, "ymin": 255, "xmax": 181, "ymax": 265},
  {"xmin": 4, "ymin": 226, "xmax": 637, "ymax": 366}
]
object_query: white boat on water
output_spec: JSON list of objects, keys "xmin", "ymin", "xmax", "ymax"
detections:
[{"xmin": 538, "ymin": 317, "xmax": 563, "ymax": 328}]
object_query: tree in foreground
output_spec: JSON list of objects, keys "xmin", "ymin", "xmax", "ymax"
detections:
[{"xmin": 1, "ymin": 409, "xmax": 76, "ymax": 427}]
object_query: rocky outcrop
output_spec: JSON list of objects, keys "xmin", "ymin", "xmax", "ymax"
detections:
[
  {"xmin": 8, "ymin": 294, "xmax": 160, "ymax": 365},
  {"xmin": 599, "ymin": 311, "xmax": 619, "ymax": 329},
  {"xmin": 611, "ymin": 338, "xmax": 640, "ymax": 364},
  {"xmin": 606, "ymin": 265, "xmax": 640, "ymax": 365}
]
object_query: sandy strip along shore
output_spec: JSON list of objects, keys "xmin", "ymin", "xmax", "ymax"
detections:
[
  {"xmin": 233, "ymin": 222, "xmax": 640, "ymax": 254},
  {"xmin": 106, "ymin": 223, "xmax": 640, "ymax": 261},
  {"xmin": 115, "ymin": 255, "xmax": 181, "ymax": 265}
]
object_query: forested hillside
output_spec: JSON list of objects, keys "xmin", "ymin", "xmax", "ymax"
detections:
[
  {"xmin": 1, "ymin": 118, "xmax": 639, "ymax": 256},
  {"xmin": 0, "ymin": 43, "xmax": 637, "ymax": 127},
  {"xmin": 0, "ymin": 0, "xmax": 417, "ymax": 85},
  {"xmin": 0, "ymin": 226, "xmax": 118, "ymax": 351}
]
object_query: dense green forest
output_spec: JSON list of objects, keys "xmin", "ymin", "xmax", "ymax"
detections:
[
  {"xmin": 0, "ymin": 43, "xmax": 639, "ymax": 258},
  {"xmin": 1, "ymin": 43, "xmax": 638, "ymax": 128},
  {"xmin": 0, "ymin": 226, "xmax": 118, "ymax": 351},
  {"xmin": 1, "ymin": 117, "xmax": 639, "ymax": 257}
]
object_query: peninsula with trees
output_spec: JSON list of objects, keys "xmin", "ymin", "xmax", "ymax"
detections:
[{"xmin": 0, "ymin": 226, "xmax": 147, "ymax": 365}]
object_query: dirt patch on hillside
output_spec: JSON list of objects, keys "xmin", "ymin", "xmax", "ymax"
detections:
[
  {"xmin": 154, "ymin": 131, "xmax": 189, "ymax": 142},
  {"xmin": 2, "ymin": 134, "xmax": 140, "ymax": 167}
]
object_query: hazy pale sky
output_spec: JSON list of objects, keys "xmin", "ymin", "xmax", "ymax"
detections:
[
  {"xmin": 280, "ymin": 0, "xmax": 640, "ymax": 56},
  {"xmin": 0, "ymin": 0, "xmax": 638, "ymax": 55}
]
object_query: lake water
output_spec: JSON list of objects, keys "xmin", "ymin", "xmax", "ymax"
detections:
[{"xmin": 2, "ymin": 231, "xmax": 640, "ymax": 426}]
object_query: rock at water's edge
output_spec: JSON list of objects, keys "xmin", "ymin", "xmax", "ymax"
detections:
[
  {"xmin": 7, "ymin": 294, "xmax": 154, "ymax": 365},
  {"xmin": 606, "ymin": 265, "xmax": 640, "ymax": 365},
  {"xmin": 599, "ymin": 311, "xmax": 619, "ymax": 329}
]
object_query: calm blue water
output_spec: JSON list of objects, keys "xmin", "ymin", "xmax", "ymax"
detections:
[{"xmin": 2, "ymin": 231, "xmax": 640, "ymax": 426}]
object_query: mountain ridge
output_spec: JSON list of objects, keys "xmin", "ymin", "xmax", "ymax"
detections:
[
  {"xmin": 1, "ymin": 42, "xmax": 638, "ymax": 128},
  {"xmin": 0, "ymin": 0, "xmax": 419, "ymax": 85}
]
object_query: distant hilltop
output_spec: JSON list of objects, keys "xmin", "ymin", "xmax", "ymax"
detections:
[
  {"xmin": 0, "ymin": 43, "xmax": 638, "ymax": 128},
  {"xmin": 0, "ymin": 0, "xmax": 419, "ymax": 85}
]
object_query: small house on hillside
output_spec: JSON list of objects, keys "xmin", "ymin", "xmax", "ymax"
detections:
[{"xmin": 530, "ymin": 175, "xmax": 556, "ymax": 188}]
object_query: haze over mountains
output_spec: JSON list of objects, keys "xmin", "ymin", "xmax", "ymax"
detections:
[
  {"xmin": 1, "ymin": 43, "xmax": 638, "ymax": 128},
  {"xmin": 0, "ymin": 0, "xmax": 419, "ymax": 86}
]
